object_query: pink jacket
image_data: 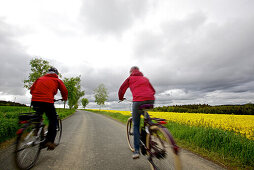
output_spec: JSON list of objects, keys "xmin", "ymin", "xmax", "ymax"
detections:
[{"xmin": 118, "ymin": 69, "xmax": 155, "ymax": 101}]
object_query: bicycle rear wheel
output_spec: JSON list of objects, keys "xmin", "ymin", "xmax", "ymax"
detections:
[
  {"xmin": 126, "ymin": 117, "xmax": 135, "ymax": 152},
  {"xmin": 146, "ymin": 126, "xmax": 182, "ymax": 170},
  {"xmin": 14, "ymin": 126, "xmax": 42, "ymax": 170},
  {"xmin": 54, "ymin": 116, "xmax": 62, "ymax": 145}
]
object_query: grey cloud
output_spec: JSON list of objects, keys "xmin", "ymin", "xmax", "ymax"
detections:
[
  {"xmin": 79, "ymin": 0, "xmax": 152, "ymax": 35},
  {"xmin": 133, "ymin": 12, "xmax": 254, "ymax": 92},
  {"xmin": 75, "ymin": 64, "xmax": 126, "ymax": 90},
  {"xmin": 133, "ymin": 31, "xmax": 164, "ymax": 59},
  {"xmin": 65, "ymin": 64, "xmax": 128, "ymax": 100},
  {"xmin": 204, "ymin": 90, "xmax": 254, "ymax": 105},
  {"xmin": 224, "ymin": 81, "xmax": 254, "ymax": 93},
  {"xmin": 130, "ymin": 11, "xmax": 254, "ymax": 105},
  {"xmin": 0, "ymin": 19, "xmax": 30, "ymax": 96}
]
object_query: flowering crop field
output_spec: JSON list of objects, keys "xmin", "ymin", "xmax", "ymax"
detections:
[
  {"xmin": 99, "ymin": 110, "xmax": 254, "ymax": 140},
  {"xmin": 89, "ymin": 109, "xmax": 254, "ymax": 168}
]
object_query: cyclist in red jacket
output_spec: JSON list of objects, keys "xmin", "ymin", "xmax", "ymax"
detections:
[
  {"xmin": 118, "ymin": 66, "xmax": 155, "ymax": 159},
  {"xmin": 30, "ymin": 67, "xmax": 68, "ymax": 150}
]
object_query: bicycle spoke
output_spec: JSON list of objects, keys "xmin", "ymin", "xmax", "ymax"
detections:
[
  {"xmin": 15, "ymin": 127, "xmax": 41, "ymax": 170},
  {"xmin": 147, "ymin": 126, "xmax": 182, "ymax": 170},
  {"xmin": 16, "ymin": 142, "xmax": 34, "ymax": 153},
  {"xmin": 18, "ymin": 144, "xmax": 36, "ymax": 165},
  {"xmin": 20, "ymin": 150, "xmax": 29, "ymax": 165},
  {"xmin": 24, "ymin": 131, "xmax": 34, "ymax": 141}
]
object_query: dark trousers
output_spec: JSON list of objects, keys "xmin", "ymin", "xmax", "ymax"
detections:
[
  {"xmin": 31, "ymin": 101, "xmax": 57, "ymax": 143},
  {"xmin": 132, "ymin": 100, "xmax": 154, "ymax": 153}
]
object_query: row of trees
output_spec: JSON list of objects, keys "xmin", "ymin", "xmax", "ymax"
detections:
[
  {"xmin": 153, "ymin": 103, "xmax": 254, "ymax": 115},
  {"xmin": 24, "ymin": 58, "xmax": 108, "ymax": 109},
  {"xmin": 0, "ymin": 100, "xmax": 26, "ymax": 106}
]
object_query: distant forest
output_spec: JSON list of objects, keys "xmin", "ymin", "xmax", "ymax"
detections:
[
  {"xmin": 153, "ymin": 103, "xmax": 254, "ymax": 115},
  {"xmin": 0, "ymin": 100, "xmax": 26, "ymax": 107}
]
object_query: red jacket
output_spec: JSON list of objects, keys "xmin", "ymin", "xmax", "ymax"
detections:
[
  {"xmin": 30, "ymin": 73, "xmax": 68, "ymax": 103},
  {"xmin": 118, "ymin": 69, "xmax": 155, "ymax": 101}
]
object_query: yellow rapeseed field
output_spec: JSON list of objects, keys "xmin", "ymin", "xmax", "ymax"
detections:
[{"xmin": 99, "ymin": 109, "xmax": 254, "ymax": 140}]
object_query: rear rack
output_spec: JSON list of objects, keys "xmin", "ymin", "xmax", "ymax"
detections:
[{"xmin": 18, "ymin": 112, "xmax": 38, "ymax": 121}]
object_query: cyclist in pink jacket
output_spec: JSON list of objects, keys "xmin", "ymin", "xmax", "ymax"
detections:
[{"xmin": 118, "ymin": 66, "xmax": 155, "ymax": 159}]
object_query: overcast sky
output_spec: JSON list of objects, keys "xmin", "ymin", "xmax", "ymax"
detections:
[{"xmin": 0, "ymin": 0, "xmax": 254, "ymax": 110}]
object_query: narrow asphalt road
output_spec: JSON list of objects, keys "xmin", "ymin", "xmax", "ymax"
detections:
[{"xmin": 0, "ymin": 110, "xmax": 225, "ymax": 170}]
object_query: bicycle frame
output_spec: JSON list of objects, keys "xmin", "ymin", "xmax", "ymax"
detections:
[
  {"xmin": 140, "ymin": 110, "xmax": 180, "ymax": 156},
  {"xmin": 124, "ymin": 99, "xmax": 182, "ymax": 170},
  {"xmin": 15, "ymin": 99, "xmax": 64, "ymax": 170}
]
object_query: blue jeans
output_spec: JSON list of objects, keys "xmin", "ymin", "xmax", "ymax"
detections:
[{"xmin": 132, "ymin": 100, "xmax": 154, "ymax": 153}]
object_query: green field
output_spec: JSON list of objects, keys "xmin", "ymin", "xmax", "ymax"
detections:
[
  {"xmin": 86, "ymin": 109, "xmax": 254, "ymax": 169},
  {"xmin": 0, "ymin": 106, "xmax": 76, "ymax": 144}
]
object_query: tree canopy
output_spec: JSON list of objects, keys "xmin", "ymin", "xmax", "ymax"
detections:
[
  {"xmin": 94, "ymin": 84, "xmax": 108, "ymax": 108},
  {"xmin": 81, "ymin": 98, "xmax": 89, "ymax": 109},
  {"xmin": 153, "ymin": 103, "xmax": 254, "ymax": 115},
  {"xmin": 24, "ymin": 58, "xmax": 52, "ymax": 89},
  {"xmin": 63, "ymin": 76, "xmax": 85, "ymax": 109},
  {"xmin": 24, "ymin": 58, "xmax": 85, "ymax": 109}
]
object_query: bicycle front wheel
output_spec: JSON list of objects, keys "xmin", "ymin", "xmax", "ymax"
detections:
[
  {"xmin": 126, "ymin": 117, "xmax": 135, "ymax": 152},
  {"xmin": 146, "ymin": 126, "xmax": 182, "ymax": 170},
  {"xmin": 14, "ymin": 126, "xmax": 42, "ymax": 170},
  {"xmin": 54, "ymin": 117, "xmax": 62, "ymax": 145}
]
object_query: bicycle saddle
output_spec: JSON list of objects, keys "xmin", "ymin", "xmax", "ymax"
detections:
[{"xmin": 139, "ymin": 104, "xmax": 154, "ymax": 110}]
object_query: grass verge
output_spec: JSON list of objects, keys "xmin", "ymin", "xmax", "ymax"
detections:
[
  {"xmin": 86, "ymin": 109, "xmax": 254, "ymax": 169},
  {"xmin": 0, "ymin": 106, "xmax": 76, "ymax": 148}
]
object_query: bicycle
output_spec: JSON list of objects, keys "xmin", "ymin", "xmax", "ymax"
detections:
[
  {"xmin": 123, "ymin": 100, "xmax": 182, "ymax": 170},
  {"xmin": 14, "ymin": 99, "xmax": 64, "ymax": 170}
]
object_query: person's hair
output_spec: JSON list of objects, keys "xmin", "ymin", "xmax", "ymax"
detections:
[{"xmin": 48, "ymin": 67, "xmax": 59, "ymax": 75}]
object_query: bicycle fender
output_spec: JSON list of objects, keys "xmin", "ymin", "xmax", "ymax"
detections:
[{"xmin": 16, "ymin": 128, "xmax": 24, "ymax": 135}]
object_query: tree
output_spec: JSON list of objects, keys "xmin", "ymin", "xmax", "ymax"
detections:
[
  {"xmin": 63, "ymin": 76, "xmax": 85, "ymax": 109},
  {"xmin": 94, "ymin": 84, "xmax": 108, "ymax": 109},
  {"xmin": 24, "ymin": 58, "xmax": 52, "ymax": 89},
  {"xmin": 81, "ymin": 98, "xmax": 89, "ymax": 109}
]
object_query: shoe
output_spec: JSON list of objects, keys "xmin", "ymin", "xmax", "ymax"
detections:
[
  {"xmin": 45, "ymin": 142, "xmax": 57, "ymax": 150},
  {"xmin": 132, "ymin": 152, "xmax": 140, "ymax": 159}
]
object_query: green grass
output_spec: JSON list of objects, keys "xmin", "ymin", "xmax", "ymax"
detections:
[
  {"xmin": 0, "ymin": 106, "xmax": 76, "ymax": 144},
  {"xmin": 0, "ymin": 106, "xmax": 31, "ymax": 143},
  {"xmin": 164, "ymin": 121, "xmax": 254, "ymax": 169},
  {"xmin": 85, "ymin": 109, "xmax": 130, "ymax": 123},
  {"xmin": 86, "ymin": 109, "xmax": 254, "ymax": 169}
]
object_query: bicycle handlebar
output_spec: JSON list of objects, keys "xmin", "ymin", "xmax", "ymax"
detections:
[
  {"xmin": 54, "ymin": 99, "xmax": 64, "ymax": 102},
  {"xmin": 54, "ymin": 99, "xmax": 66, "ymax": 109},
  {"xmin": 118, "ymin": 98, "xmax": 132, "ymax": 103}
]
